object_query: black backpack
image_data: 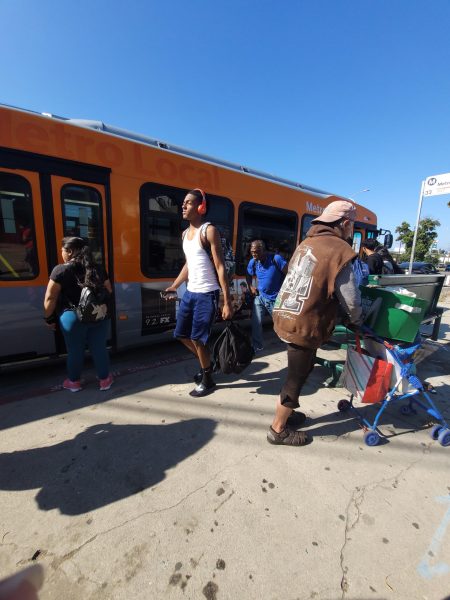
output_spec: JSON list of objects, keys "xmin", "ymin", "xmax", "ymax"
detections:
[
  {"xmin": 200, "ymin": 223, "xmax": 236, "ymax": 286},
  {"xmin": 212, "ymin": 321, "xmax": 254, "ymax": 374},
  {"xmin": 76, "ymin": 286, "xmax": 111, "ymax": 323}
]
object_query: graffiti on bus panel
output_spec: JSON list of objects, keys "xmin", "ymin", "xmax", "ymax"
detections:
[{"xmin": 141, "ymin": 285, "xmax": 177, "ymax": 335}]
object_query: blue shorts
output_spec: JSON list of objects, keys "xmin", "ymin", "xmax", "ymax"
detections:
[{"xmin": 174, "ymin": 289, "xmax": 219, "ymax": 345}]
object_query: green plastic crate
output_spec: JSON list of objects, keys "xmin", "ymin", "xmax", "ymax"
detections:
[{"xmin": 360, "ymin": 286, "xmax": 429, "ymax": 342}]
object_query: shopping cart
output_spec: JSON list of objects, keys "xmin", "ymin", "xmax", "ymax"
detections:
[{"xmin": 339, "ymin": 327, "xmax": 450, "ymax": 448}]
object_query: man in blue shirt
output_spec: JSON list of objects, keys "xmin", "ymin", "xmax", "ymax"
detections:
[{"xmin": 246, "ymin": 240, "xmax": 287, "ymax": 351}]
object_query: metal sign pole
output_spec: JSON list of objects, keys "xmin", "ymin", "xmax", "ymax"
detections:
[{"xmin": 409, "ymin": 180, "xmax": 425, "ymax": 273}]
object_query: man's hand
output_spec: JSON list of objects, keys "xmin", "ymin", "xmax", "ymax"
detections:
[
  {"xmin": 222, "ymin": 300, "xmax": 234, "ymax": 321},
  {"xmin": 162, "ymin": 286, "xmax": 178, "ymax": 300}
]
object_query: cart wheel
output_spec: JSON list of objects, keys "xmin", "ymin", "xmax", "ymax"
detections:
[
  {"xmin": 400, "ymin": 405, "xmax": 416, "ymax": 416},
  {"xmin": 438, "ymin": 428, "xmax": 450, "ymax": 447},
  {"xmin": 430, "ymin": 425, "xmax": 442, "ymax": 440},
  {"xmin": 338, "ymin": 400, "xmax": 351, "ymax": 412},
  {"xmin": 364, "ymin": 430, "xmax": 380, "ymax": 447}
]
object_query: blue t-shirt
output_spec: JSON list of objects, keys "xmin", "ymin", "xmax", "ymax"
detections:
[{"xmin": 247, "ymin": 253, "xmax": 287, "ymax": 300}]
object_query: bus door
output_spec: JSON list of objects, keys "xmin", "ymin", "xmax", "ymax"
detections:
[
  {"xmin": 49, "ymin": 176, "xmax": 112, "ymax": 347},
  {"xmin": 0, "ymin": 167, "xmax": 53, "ymax": 363},
  {"xmin": 50, "ymin": 177, "xmax": 109, "ymax": 269}
]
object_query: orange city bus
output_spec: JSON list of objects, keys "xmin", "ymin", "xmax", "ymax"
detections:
[{"xmin": 0, "ymin": 104, "xmax": 378, "ymax": 366}]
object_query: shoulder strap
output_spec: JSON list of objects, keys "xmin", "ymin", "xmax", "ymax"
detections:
[
  {"xmin": 182, "ymin": 224, "xmax": 209, "ymax": 243},
  {"xmin": 271, "ymin": 254, "xmax": 284, "ymax": 274},
  {"xmin": 200, "ymin": 222, "xmax": 212, "ymax": 250},
  {"xmin": 272, "ymin": 254, "xmax": 279, "ymax": 272}
]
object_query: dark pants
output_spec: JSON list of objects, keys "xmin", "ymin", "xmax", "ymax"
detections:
[{"xmin": 280, "ymin": 343, "xmax": 316, "ymax": 409}]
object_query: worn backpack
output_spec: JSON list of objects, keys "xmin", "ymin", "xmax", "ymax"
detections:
[
  {"xmin": 200, "ymin": 222, "xmax": 236, "ymax": 286},
  {"xmin": 212, "ymin": 321, "xmax": 254, "ymax": 375},
  {"xmin": 76, "ymin": 286, "xmax": 110, "ymax": 323}
]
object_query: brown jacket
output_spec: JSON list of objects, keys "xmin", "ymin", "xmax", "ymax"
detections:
[{"xmin": 273, "ymin": 224, "xmax": 356, "ymax": 348}]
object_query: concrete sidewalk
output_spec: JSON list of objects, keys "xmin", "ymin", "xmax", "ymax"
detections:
[{"xmin": 1, "ymin": 299, "xmax": 449, "ymax": 600}]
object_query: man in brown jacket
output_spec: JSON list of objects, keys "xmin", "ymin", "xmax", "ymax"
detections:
[{"xmin": 268, "ymin": 200, "xmax": 363, "ymax": 446}]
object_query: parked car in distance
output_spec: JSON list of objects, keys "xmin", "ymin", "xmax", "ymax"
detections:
[
  {"xmin": 398, "ymin": 262, "xmax": 439, "ymax": 274},
  {"xmin": 445, "ymin": 264, "xmax": 450, "ymax": 272}
]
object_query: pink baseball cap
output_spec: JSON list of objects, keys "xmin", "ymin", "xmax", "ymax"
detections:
[{"xmin": 311, "ymin": 200, "xmax": 357, "ymax": 224}]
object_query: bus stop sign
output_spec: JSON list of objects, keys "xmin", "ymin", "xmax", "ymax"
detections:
[{"xmin": 423, "ymin": 172, "xmax": 450, "ymax": 197}]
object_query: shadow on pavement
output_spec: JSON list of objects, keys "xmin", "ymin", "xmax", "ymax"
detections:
[
  {"xmin": 0, "ymin": 419, "xmax": 216, "ymax": 515},
  {"xmin": 0, "ymin": 341, "xmax": 279, "ymax": 432}
]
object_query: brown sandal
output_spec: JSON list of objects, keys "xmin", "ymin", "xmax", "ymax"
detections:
[{"xmin": 267, "ymin": 426, "xmax": 309, "ymax": 446}]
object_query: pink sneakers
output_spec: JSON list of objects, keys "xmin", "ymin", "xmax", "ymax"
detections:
[
  {"xmin": 63, "ymin": 379, "xmax": 82, "ymax": 393},
  {"xmin": 99, "ymin": 374, "xmax": 114, "ymax": 391},
  {"xmin": 62, "ymin": 376, "xmax": 113, "ymax": 392}
]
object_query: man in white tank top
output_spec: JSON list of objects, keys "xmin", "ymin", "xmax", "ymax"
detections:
[{"xmin": 165, "ymin": 189, "xmax": 233, "ymax": 397}]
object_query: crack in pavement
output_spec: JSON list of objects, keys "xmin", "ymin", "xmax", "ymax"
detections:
[
  {"xmin": 340, "ymin": 486, "xmax": 365, "ymax": 596},
  {"xmin": 214, "ymin": 490, "xmax": 235, "ymax": 513},
  {"xmin": 339, "ymin": 457, "xmax": 423, "ymax": 599},
  {"xmin": 48, "ymin": 452, "xmax": 255, "ymax": 570}
]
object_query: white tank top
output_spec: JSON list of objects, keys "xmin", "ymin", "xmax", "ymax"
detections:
[{"xmin": 183, "ymin": 224, "xmax": 220, "ymax": 293}]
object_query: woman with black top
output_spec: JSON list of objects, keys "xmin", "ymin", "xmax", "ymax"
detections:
[{"xmin": 43, "ymin": 237, "xmax": 113, "ymax": 392}]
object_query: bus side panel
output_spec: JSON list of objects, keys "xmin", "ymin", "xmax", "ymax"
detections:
[
  {"xmin": 0, "ymin": 286, "xmax": 52, "ymax": 361},
  {"xmin": 114, "ymin": 281, "xmax": 185, "ymax": 350}
]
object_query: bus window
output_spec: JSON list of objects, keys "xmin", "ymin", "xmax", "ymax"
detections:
[
  {"xmin": 236, "ymin": 202, "xmax": 298, "ymax": 275},
  {"xmin": 300, "ymin": 214, "xmax": 315, "ymax": 241},
  {"xmin": 0, "ymin": 172, "xmax": 39, "ymax": 280},
  {"xmin": 140, "ymin": 183, "xmax": 234, "ymax": 278},
  {"xmin": 61, "ymin": 185, "xmax": 105, "ymax": 265},
  {"xmin": 204, "ymin": 196, "xmax": 234, "ymax": 242},
  {"xmin": 140, "ymin": 183, "xmax": 186, "ymax": 278},
  {"xmin": 352, "ymin": 231, "xmax": 362, "ymax": 253}
]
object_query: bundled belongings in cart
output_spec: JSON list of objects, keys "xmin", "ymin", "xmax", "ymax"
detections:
[
  {"xmin": 360, "ymin": 284, "xmax": 428, "ymax": 343},
  {"xmin": 362, "ymin": 272, "xmax": 446, "ymax": 340},
  {"xmin": 340, "ymin": 282, "xmax": 449, "ymax": 447}
]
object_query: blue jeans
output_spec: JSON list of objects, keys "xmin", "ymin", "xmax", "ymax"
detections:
[
  {"xmin": 251, "ymin": 295, "xmax": 275, "ymax": 350},
  {"xmin": 59, "ymin": 310, "xmax": 110, "ymax": 381}
]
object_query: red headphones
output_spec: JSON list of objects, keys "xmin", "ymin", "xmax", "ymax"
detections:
[{"xmin": 194, "ymin": 188, "xmax": 207, "ymax": 215}]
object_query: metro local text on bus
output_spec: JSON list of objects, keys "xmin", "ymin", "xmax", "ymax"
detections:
[
  {"xmin": 0, "ymin": 112, "xmax": 221, "ymax": 191},
  {"xmin": 306, "ymin": 202, "xmax": 324, "ymax": 215}
]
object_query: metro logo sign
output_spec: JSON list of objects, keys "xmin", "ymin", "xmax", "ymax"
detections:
[
  {"xmin": 306, "ymin": 201, "xmax": 323, "ymax": 214},
  {"xmin": 411, "ymin": 171, "xmax": 450, "ymax": 268},
  {"xmin": 423, "ymin": 172, "xmax": 450, "ymax": 197}
]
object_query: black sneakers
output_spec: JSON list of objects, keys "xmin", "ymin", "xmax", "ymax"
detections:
[
  {"xmin": 193, "ymin": 370, "xmax": 203, "ymax": 385},
  {"xmin": 189, "ymin": 379, "xmax": 216, "ymax": 397}
]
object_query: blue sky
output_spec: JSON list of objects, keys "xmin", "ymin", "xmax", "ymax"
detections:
[{"xmin": 2, "ymin": 0, "xmax": 450, "ymax": 251}]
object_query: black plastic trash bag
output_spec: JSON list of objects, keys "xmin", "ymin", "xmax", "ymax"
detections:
[{"xmin": 212, "ymin": 321, "xmax": 254, "ymax": 375}]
